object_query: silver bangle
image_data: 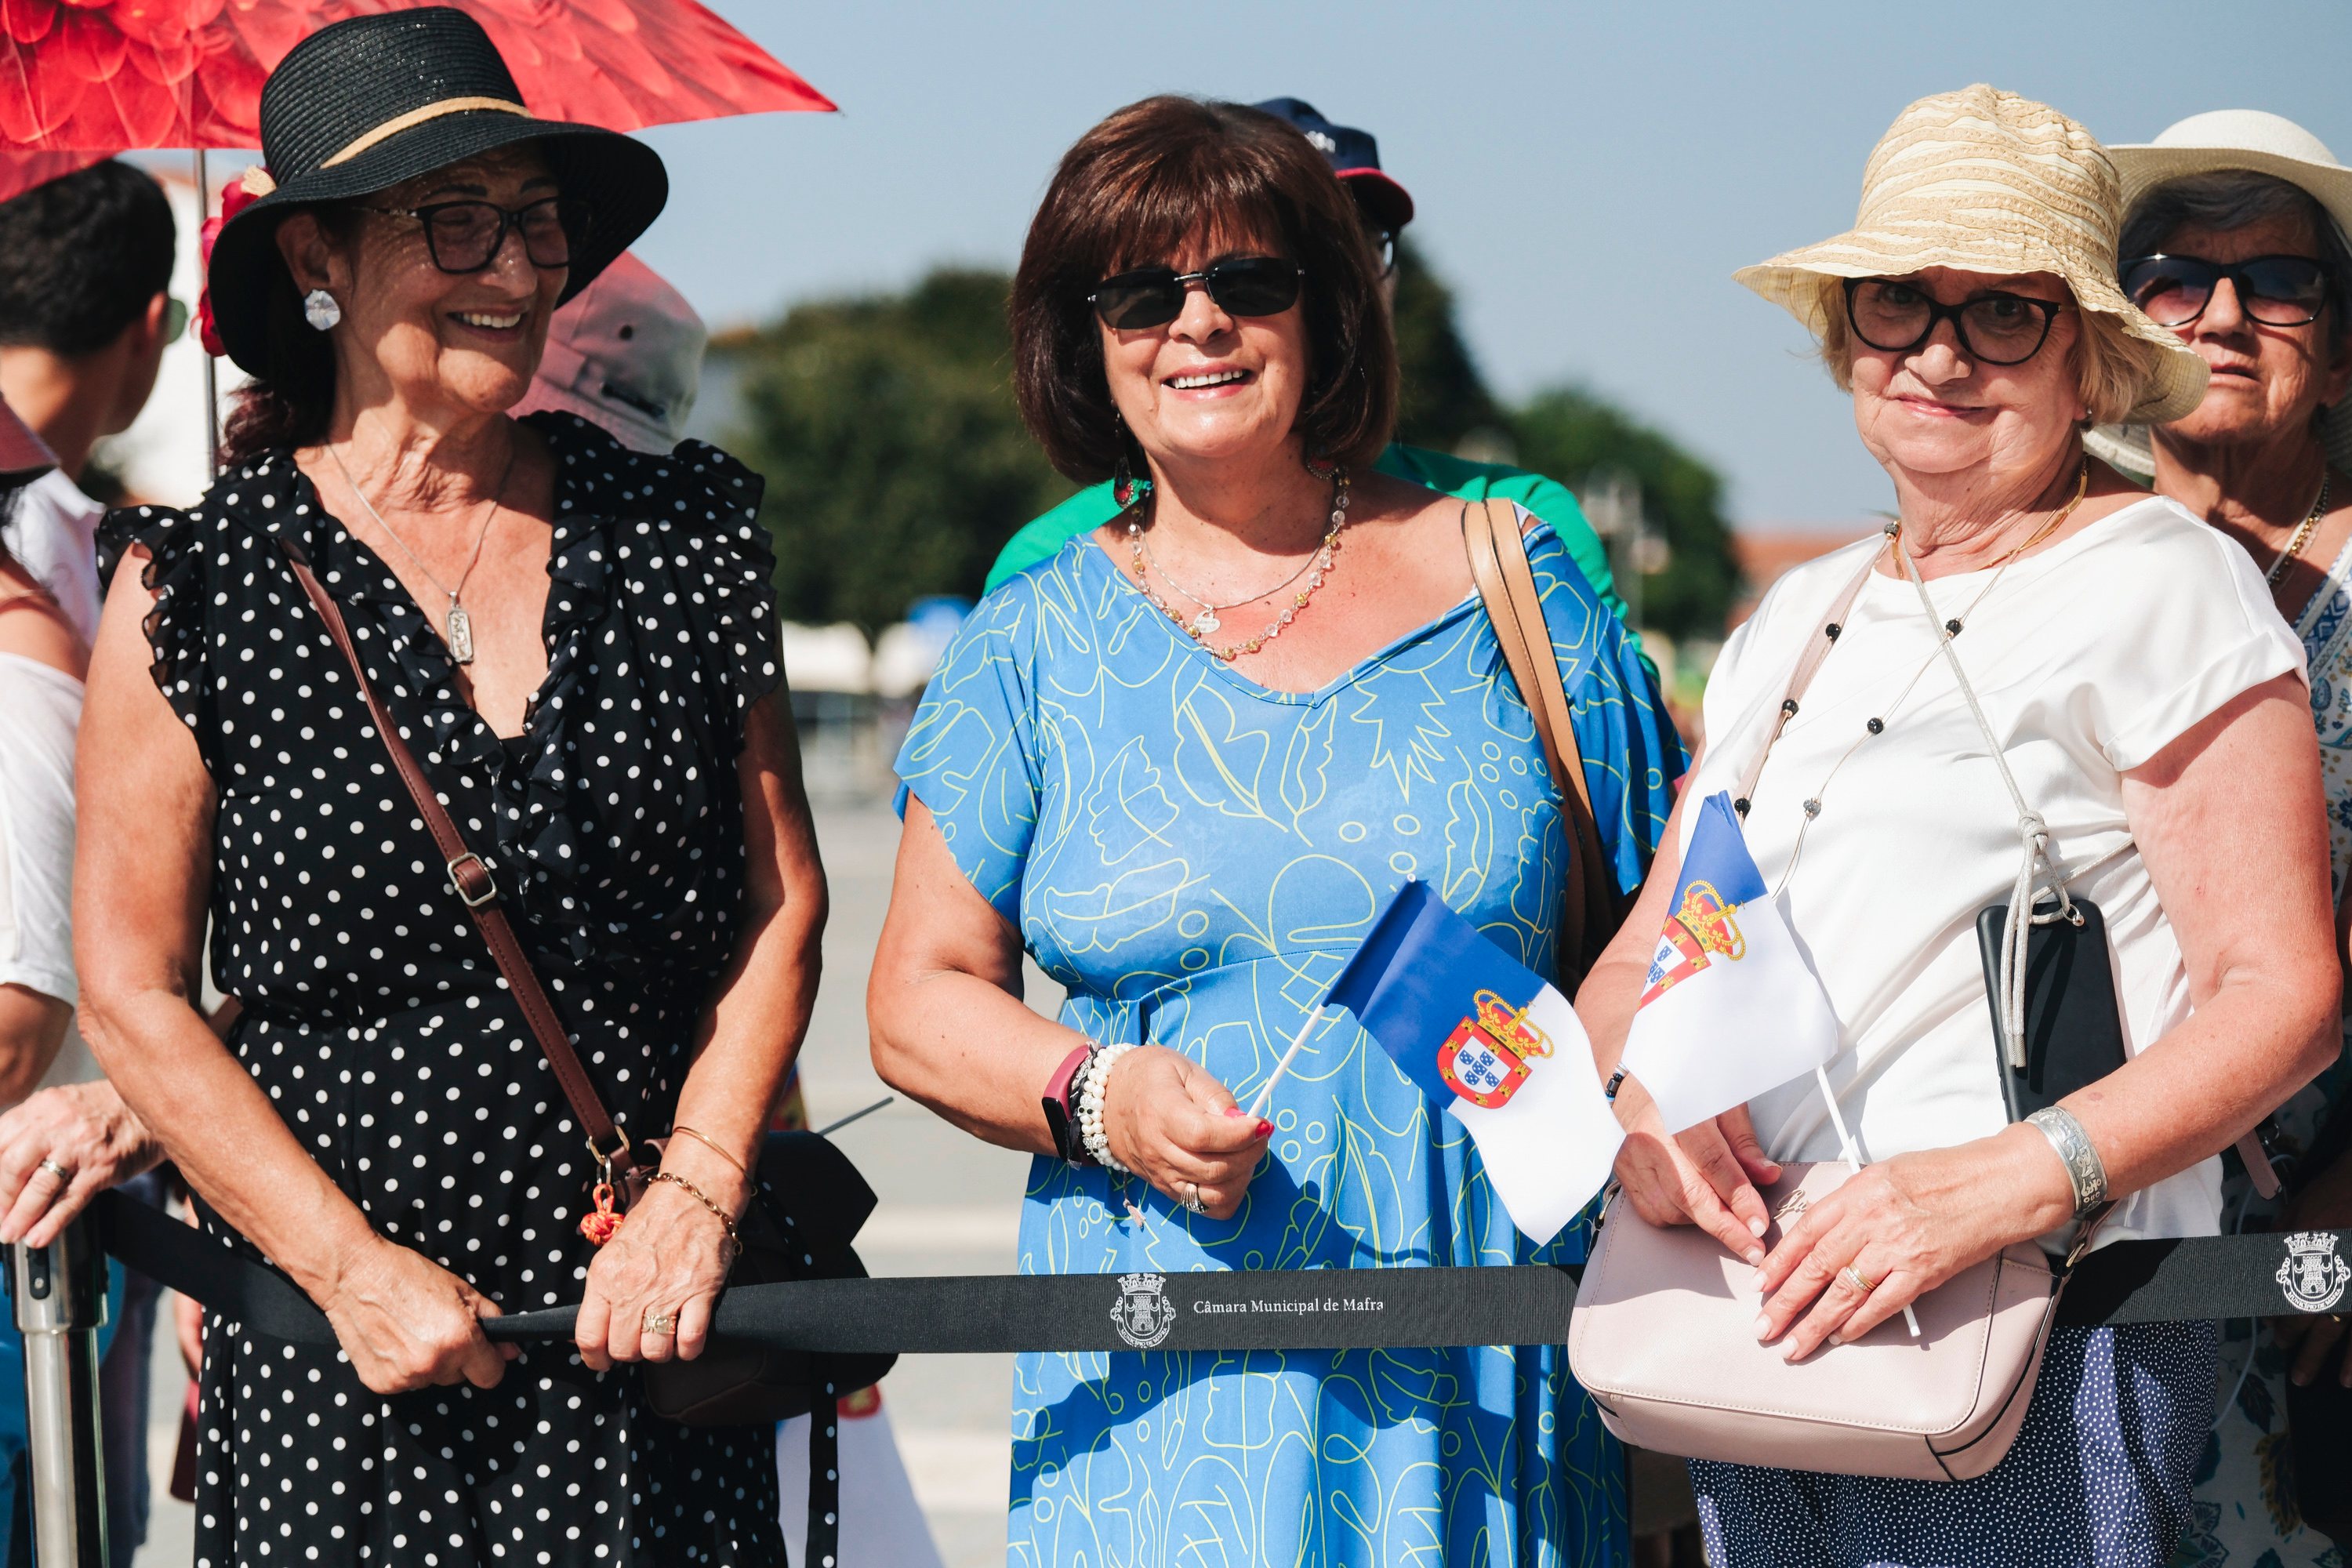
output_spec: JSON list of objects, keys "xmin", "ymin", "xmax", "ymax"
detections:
[
  {"xmin": 1076, "ymin": 1042, "xmax": 1138, "ymax": 1174},
  {"xmin": 2025, "ymin": 1106, "xmax": 2107, "ymax": 1219}
]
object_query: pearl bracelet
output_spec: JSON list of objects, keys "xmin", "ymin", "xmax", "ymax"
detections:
[{"xmin": 1076, "ymin": 1041, "xmax": 1138, "ymax": 1174}]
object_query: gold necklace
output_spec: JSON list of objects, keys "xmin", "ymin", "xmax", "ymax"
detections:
[
  {"xmin": 2264, "ymin": 474, "xmax": 2332, "ymax": 587},
  {"xmin": 1127, "ymin": 468, "xmax": 1351, "ymax": 660}
]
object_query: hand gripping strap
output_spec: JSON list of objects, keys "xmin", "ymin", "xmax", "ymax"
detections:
[
  {"xmin": 1462, "ymin": 498, "xmax": 1621, "ymax": 991},
  {"xmin": 274, "ymin": 539, "xmax": 638, "ymax": 1178}
]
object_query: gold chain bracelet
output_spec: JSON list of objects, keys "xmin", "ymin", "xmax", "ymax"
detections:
[{"xmin": 651, "ymin": 1170, "xmax": 742, "ymax": 1261}]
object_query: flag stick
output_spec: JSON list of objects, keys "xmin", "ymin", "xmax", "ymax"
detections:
[
  {"xmin": 1246, "ymin": 1006, "xmax": 1327, "ymax": 1121},
  {"xmin": 1813, "ymin": 1065, "xmax": 1921, "ymax": 1338}
]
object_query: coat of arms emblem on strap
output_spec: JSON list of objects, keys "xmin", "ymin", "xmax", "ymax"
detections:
[
  {"xmin": 1437, "ymin": 988, "xmax": 1555, "ymax": 1110},
  {"xmin": 2278, "ymin": 1231, "xmax": 2352, "ymax": 1313},
  {"xmin": 1111, "ymin": 1272, "xmax": 1179, "ymax": 1348},
  {"xmin": 1638, "ymin": 878, "xmax": 1748, "ymax": 1007}
]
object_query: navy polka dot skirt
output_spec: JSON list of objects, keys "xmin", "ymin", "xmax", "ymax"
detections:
[{"xmin": 1691, "ymin": 1323, "xmax": 2218, "ymax": 1568}]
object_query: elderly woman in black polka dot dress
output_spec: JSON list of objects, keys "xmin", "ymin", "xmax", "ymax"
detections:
[{"xmin": 74, "ymin": 13, "xmax": 821, "ymax": 1565}]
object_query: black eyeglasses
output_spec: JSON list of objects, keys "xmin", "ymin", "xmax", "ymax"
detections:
[
  {"xmin": 2121, "ymin": 252, "xmax": 2332, "ymax": 328},
  {"xmin": 353, "ymin": 196, "xmax": 593, "ymax": 275},
  {"xmin": 1088, "ymin": 256, "xmax": 1304, "ymax": 331},
  {"xmin": 1842, "ymin": 277, "xmax": 2069, "ymax": 365}
]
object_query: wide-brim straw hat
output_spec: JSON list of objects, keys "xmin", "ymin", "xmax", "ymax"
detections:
[
  {"xmin": 2087, "ymin": 110, "xmax": 2352, "ymax": 481},
  {"xmin": 1735, "ymin": 84, "xmax": 2209, "ymax": 427},
  {"xmin": 207, "ymin": 6, "xmax": 667, "ymax": 378}
]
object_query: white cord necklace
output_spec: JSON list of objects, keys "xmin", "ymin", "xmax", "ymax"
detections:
[{"xmin": 327, "ymin": 440, "xmax": 516, "ymax": 666}]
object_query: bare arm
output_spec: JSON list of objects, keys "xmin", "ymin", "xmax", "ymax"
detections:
[
  {"xmin": 74, "ymin": 547, "xmax": 505, "ymax": 1393},
  {"xmin": 1759, "ymin": 675, "xmax": 2340, "ymax": 1356},
  {"xmin": 867, "ymin": 795, "xmax": 1266, "ymax": 1213},
  {"xmin": 0, "ymin": 987, "xmax": 68, "ymax": 1105},
  {"xmin": 574, "ymin": 689, "xmax": 829, "ymax": 1369}
]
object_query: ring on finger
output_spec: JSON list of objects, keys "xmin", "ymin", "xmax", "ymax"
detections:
[
  {"xmin": 641, "ymin": 1309, "xmax": 677, "ymax": 1338},
  {"xmin": 1839, "ymin": 1264, "xmax": 1878, "ymax": 1294},
  {"xmin": 1181, "ymin": 1181, "xmax": 1207, "ymax": 1215},
  {"xmin": 35, "ymin": 1158, "xmax": 71, "ymax": 1183}
]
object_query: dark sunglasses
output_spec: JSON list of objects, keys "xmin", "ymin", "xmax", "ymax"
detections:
[
  {"xmin": 1842, "ymin": 277, "xmax": 2069, "ymax": 366},
  {"xmin": 353, "ymin": 196, "xmax": 593, "ymax": 275},
  {"xmin": 1088, "ymin": 256, "xmax": 1304, "ymax": 331},
  {"xmin": 2121, "ymin": 252, "xmax": 2332, "ymax": 328}
]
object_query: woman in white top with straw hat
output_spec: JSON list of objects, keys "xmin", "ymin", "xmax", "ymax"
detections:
[
  {"xmin": 2094, "ymin": 110, "xmax": 2352, "ymax": 1568},
  {"xmin": 1575, "ymin": 86, "xmax": 2339, "ymax": 1567}
]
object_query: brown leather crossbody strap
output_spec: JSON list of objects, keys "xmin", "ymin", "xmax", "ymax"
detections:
[
  {"xmin": 1462, "ymin": 497, "xmax": 1621, "ymax": 991},
  {"xmin": 275, "ymin": 538, "xmax": 638, "ymax": 1177}
]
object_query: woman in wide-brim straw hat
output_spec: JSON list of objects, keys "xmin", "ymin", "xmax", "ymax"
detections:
[
  {"xmin": 2096, "ymin": 110, "xmax": 2352, "ymax": 1568},
  {"xmin": 75, "ymin": 9, "xmax": 824, "ymax": 1564},
  {"xmin": 1577, "ymin": 85, "xmax": 2338, "ymax": 1568}
]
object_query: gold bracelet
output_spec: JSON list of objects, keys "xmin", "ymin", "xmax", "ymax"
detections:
[
  {"xmin": 651, "ymin": 1170, "xmax": 742, "ymax": 1261},
  {"xmin": 667, "ymin": 1123, "xmax": 750, "ymax": 1180}
]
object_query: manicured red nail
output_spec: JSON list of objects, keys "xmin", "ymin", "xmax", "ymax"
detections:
[
  {"xmin": 1224, "ymin": 1105, "xmax": 1247, "ymax": 1117},
  {"xmin": 1256, "ymin": 1120, "xmax": 1274, "ymax": 1139}
]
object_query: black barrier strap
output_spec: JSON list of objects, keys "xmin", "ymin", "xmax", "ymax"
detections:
[{"xmin": 94, "ymin": 1195, "xmax": 2352, "ymax": 1351}]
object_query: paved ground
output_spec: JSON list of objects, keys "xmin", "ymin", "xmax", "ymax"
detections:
[{"xmin": 132, "ymin": 804, "xmax": 1039, "ymax": 1566}]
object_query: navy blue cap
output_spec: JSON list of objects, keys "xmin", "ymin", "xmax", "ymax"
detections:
[{"xmin": 1253, "ymin": 96, "xmax": 1414, "ymax": 231}]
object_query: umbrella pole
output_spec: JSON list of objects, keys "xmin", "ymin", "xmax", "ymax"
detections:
[{"xmin": 194, "ymin": 147, "xmax": 219, "ymax": 477}]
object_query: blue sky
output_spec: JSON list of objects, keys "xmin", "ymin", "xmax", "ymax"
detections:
[{"xmin": 616, "ymin": 2, "xmax": 2348, "ymax": 528}]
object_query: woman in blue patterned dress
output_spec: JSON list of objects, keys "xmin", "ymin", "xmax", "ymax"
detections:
[{"xmin": 869, "ymin": 96, "xmax": 1680, "ymax": 1566}]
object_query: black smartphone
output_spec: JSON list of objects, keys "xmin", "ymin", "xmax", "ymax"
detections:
[{"xmin": 1974, "ymin": 898, "xmax": 2128, "ymax": 1123}]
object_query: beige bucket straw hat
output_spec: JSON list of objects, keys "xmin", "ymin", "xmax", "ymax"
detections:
[
  {"xmin": 2087, "ymin": 110, "xmax": 2352, "ymax": 481},
  {"xmin": 1736, "ymin": 84, "xmax": 2209, "ymax": 426}
]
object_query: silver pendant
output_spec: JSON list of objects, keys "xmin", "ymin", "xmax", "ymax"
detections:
[
  {"xmin": 445, "ymin": 602, "xmax": 475, "ymax": 666},
  {"xmin": 1187, "ymin": 611, "xmax": 1221, "ymax": 637}
]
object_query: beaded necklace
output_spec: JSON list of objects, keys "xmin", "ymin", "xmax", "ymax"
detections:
[{"xmin": 1126, "ymin": 466, "xmax": 1351, "ymax": 661}]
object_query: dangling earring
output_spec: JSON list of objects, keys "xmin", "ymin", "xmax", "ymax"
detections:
[
  {"xmin": 303, "ymin": 289, "xmax": 342, "ymax": 332},
  {"xmin": 1112, "ymin": 415, "xmax": 1149, "ymax": 510}
]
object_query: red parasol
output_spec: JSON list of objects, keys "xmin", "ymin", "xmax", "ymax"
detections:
[{"xmin": 0, "ymin": 0, "xmax": 833, "ymax": 154}]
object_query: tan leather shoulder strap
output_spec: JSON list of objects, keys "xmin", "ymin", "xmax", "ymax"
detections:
[
  {"xmin": 1463, "ymin": 498, "xmax": 1619, "ymax": 988},
  {"xmin": 275, "ymin": 538, "xmax": 638, "ymax": 1177}
]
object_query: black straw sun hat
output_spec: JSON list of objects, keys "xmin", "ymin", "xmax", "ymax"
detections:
[{"xmin": 206, "ymin": 6, "xmax": 668, "ymax": 377}]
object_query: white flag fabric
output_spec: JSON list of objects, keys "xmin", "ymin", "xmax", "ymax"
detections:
[{"xmin": 1617, "ymin": 792, "xmax": 1843, "ymax": 1134}]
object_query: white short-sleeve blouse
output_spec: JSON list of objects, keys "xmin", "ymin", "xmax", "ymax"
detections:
[
  {"xmin": 1684, "ymin": 496, "xmax": 2305, "ymax": 1247},
  {"xmin": 0, "ymin": 652, "xmax": 94, "ymax": 1088}
]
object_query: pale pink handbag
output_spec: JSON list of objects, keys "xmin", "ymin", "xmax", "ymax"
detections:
[{"xmin": 1566, "ymin": 1163, "xmax": 2063, "ymax": 1481}]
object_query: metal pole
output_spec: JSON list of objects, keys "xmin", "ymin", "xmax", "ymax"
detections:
[
  {"xmin": 9, "ymin": 1220, "xmax": 109, "ymax": 1566},
  {"xmin": 194, "ymin": 147, "xmax": 220, "ymax": 477}
]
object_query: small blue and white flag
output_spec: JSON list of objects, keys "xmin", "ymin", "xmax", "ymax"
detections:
[
  {"xmin": 1617, "ymin": 791, "xmax": 1842, "ymax": 1134},
  {"xmin": 1318, "ymin": 880, "xmax": 1624, "ymax": 1245}
]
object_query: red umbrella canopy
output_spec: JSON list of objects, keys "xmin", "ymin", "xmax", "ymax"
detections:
[{"xmin": 0, "ymin": 0, "xmax": 833, "ymax": 153}]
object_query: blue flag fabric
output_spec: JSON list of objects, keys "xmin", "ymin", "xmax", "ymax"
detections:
[{"xmin": 1322, "ymin": 880, "xmax": 1624, "ymax": 1243}]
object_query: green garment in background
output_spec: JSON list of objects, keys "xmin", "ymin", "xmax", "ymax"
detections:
[{"xmin": 982, "ymin": 441, "xmax": 1638, "ymax": 645}]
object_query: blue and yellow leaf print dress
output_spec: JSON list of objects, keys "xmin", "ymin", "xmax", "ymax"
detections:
[{"xmin": 895, "ymin": 514, "xmax": 1682, "ymax": 1567}]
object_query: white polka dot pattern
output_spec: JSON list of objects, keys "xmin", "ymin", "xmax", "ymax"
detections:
[
  {"xmin": 1690, "ymin": 1323, "xmax": 2217, "ymax": 1567},
  {"xmin": 107, "ymin": 413, "xmax": 787, "ymax": 1565}
]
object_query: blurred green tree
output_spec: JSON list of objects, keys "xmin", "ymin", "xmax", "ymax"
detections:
[
  {"xmin": 720, "ymin": 267, "xmax": 1071, "ymax": 632},
  {"xmin": 1512, "ymin": 388, "xmax": 1740, "ymax": 641},
  {"xmin": 1388, "ymin": 236, "xmax": 1508, "ymax": 452}
]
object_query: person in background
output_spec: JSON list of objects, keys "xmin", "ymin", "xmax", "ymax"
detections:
[
  {"xmin": 1581, "ymin": 86, "xmax": 2337, "ymax": 1568},
  {"xmin": 0, "ymin": 158, "xmax": 181, "ymax": 1568},
  {"xmin": 982, "ymin": 96, "xmax": 1639, "ymax": 654},
  {"xmin": 518, "ymin": 249, "xmax": 948, "ymax": 1568},
  {"xmin": 871, "ymin": 94, "xmax": 1678, "ymax": 1566},
  {"xmin": 2092, "ymin": 110, "xmax": 2352, "ymax": 1567},
  {"xmin": 514, "ymin": 247, "xmax": 708, "ymax": 446}
]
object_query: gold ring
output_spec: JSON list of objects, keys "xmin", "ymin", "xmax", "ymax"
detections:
[
  {"xmin": 641, "ymin": 1310, "xmax": 677, "ymax": 1337},
  {"xmin": 1839, "ymin": 1264, "xmax": 1878, "ymax": 1294}
]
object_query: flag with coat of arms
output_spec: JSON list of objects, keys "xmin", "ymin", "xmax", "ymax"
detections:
[
  {"xmin": 1617, "ymin": 791, "xmax": 1843, "ymax": 1134},
  {"xmin": 1320, "ymin": 880, "xmax": 1624, "ymax": 1245}
]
